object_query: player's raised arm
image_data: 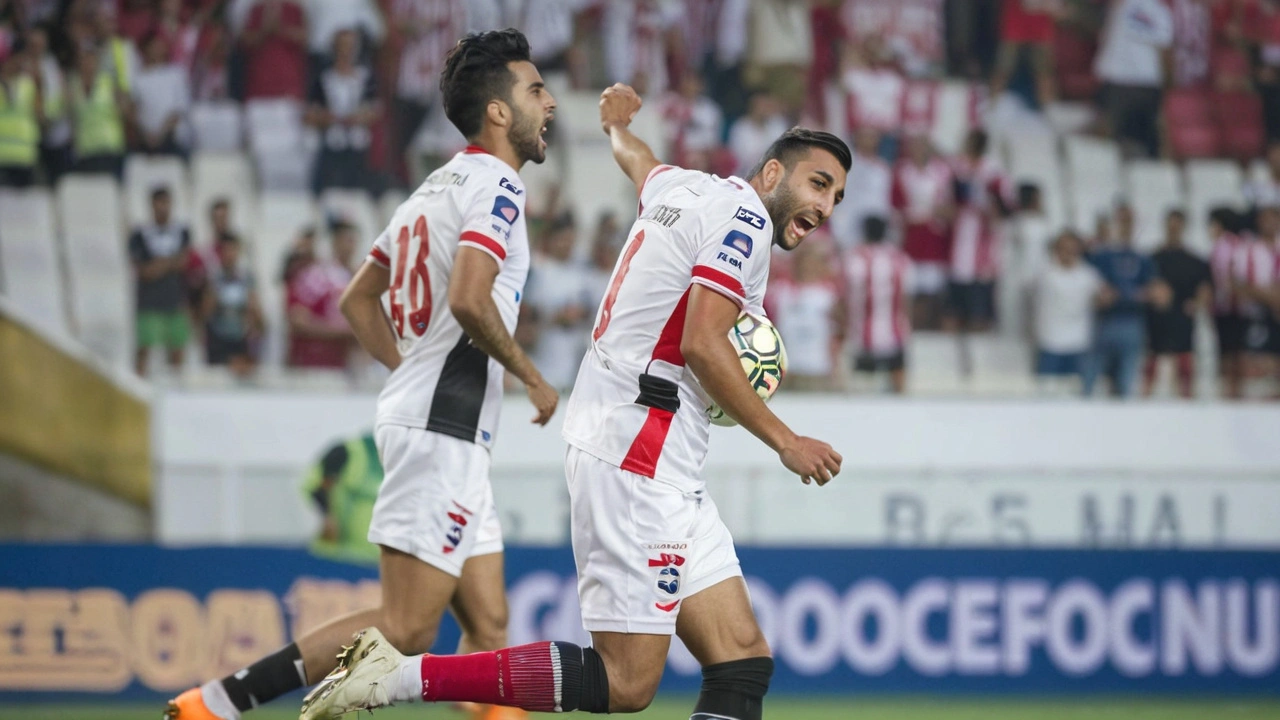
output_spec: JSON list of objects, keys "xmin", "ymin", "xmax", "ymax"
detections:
[
  {"xmin": 448, "ymin": 247, "xmax": 558, "ymax": 425},
  {"xmin": 681, "ymin": 285, "xmax": 843, "ymax": 486},
  {"xmin": 599, "ymin": 83, "xmax": 661, "ymax": 192},
  {"xmin": 339, "ymin": 260, "xmax": 401, "ymax": 371}
]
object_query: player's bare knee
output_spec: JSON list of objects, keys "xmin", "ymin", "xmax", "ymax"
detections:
[
  {"xmin": 378, "ymin": 611, "xmax": 438, "ymax": 655},
  {"xmin": 607, "ymin": 674, "xmax": 661, "ymax": 713}
]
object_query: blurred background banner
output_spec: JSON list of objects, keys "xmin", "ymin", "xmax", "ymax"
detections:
[{"xmin": 2, "ymin": 544, "xmax": 1277, "ymax": 701}]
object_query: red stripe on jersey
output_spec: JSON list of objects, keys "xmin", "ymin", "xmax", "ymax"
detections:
[
  {"xmin": 652, "ymin": 288, "xmax": 692, "ymax": 366},
  {"xmin": 459, "ymin": 231, "xmax": 507, "ymax": 261},
  {"xmin": 463, "ymin": 145, "xmax": 490, "ymax": 155},
  {"xmin": 620, "ymin": 405, "xmax": 676, "ymax": 478},
  {"xmin": 369, "ymin": 247, "xmax": 391, "ymax": 267},
  {"xmin": 637, "ymin": 164, "xmax": 676, "ymax": 215},
  {"xmin": 692, "ymin": 265, "xmax": 746, "ymax": 303}
]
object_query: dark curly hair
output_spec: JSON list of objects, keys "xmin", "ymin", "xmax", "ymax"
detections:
[{"xmin": 440, "ymin": 29, "xmax": 532, "ymax": 140}]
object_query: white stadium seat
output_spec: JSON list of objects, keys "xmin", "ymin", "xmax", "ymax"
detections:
[
  {"xmin": 1124, "ymin": 160, "xmax": 1184, "ymax": 254},
  {"xmin": 56, "ymin": 174, "xmax": 132, "ymax": 369},
  {"xmin": 1185, "ymin": 159, "xmax": 1244, "ymax": 257},
  {"xmin": 1064, "ymin": 134, "xmax": 1122, "ymax": 232},
  {"xmin": 124, "ymin": 154, "xmax": 190, "ymax": 226},
  {"xmin": 930, "ymin": 81, "xmax": 974, "ymax": 156},
  {"xmin": 190, "ymin": 101, "xmax": 244, "ymax": 152},
  {"xmin": 0, "ymin": 188, "xmax": 70, "ymax": 337},
  {"xmin": 246, "ymin": 99, "xmax": 311, "ymax": 191}
]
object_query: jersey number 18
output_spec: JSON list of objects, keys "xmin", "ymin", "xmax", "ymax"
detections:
[{"xmin": 389, "ymin": 215, "xmax": 432, "ymax": 339}]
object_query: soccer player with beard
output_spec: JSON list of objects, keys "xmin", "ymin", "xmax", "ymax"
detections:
[
  {"xmin": 165, "ymin": 29, "xmax": 558, "ymax": 720},
  {"xmin": 297, "ymin": 84, "xmax": 847, "ymax": 720}
]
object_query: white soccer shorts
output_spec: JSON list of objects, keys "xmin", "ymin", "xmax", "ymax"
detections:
[
  {"xmin": 565, "ymin": 445, "xmax": 743, "ymax": 634},
  {"xmin": 367, "ymin": 424, "xmax": 503, "ymax": 577}
]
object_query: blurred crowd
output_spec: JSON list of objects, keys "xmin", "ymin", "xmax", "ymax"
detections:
[{"xmin": 5, "ymin": 0, "xmax": 1280, "ymax": 398}]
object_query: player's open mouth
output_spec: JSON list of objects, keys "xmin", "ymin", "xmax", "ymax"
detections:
[
  {"xmin": 539, "ymin": 116, "xmax": 553, "ymax": 147},
  {"xmin": 791, "ymin": 215, "xmax": 816, "ymax": 237}
]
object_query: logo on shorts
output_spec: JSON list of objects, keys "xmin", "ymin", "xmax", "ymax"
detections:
[
  {"xmin": 442, "ymin": 501, "xmax": 474, "ymax": 555},
  {"xmin": 649, "ymin": 552, "xmax": 684, "ymax": 603},
  {"xmin": 656, "ymin": 567, "xmax": 681, "ymax": 594},
  {"xmin": 655, "ymin": 600, "xmax": 680, "ymax": 613}
]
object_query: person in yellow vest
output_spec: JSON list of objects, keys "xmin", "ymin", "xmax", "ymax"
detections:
[
  {"xmin": 69, "ymin": 42, "xmax": 131, "ymax": 179},
  {"xmin": 302, "ymin": 432, "xmax": 384, "ymax": 565},
  {"xmin": 0, "ymin": 40, "xmax": 44, "ymax": 187}
]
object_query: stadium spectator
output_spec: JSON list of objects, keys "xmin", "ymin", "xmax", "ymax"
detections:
[
  {"xmin": 240, "ymin": 0, "xmax": 308, "ymax": 101},
  {"xmin": 990, "ymin": 0, "xmax": 1062, "ymax": 109},
  {"xmin": 829, "ymin": 126, "xmax": 892, "ymax": 250},
  {"xmin": 306, "ymin": 28, "xmax": 379, "ymax": 195},
  {"xmin": 745, "ymin": 0, "xmax": 812, "ymax": 118},
  {"xmin": 1253, "ymin": 1, "xmax": 1280, "ymax": 141},
  {"xmin": 152, "ymin": 0, "xmax": 200, "ymax": 71},
  {"xmin": 1144, "ymin": 209, "xmax": 1211, "ymax": 398},
  {"xmin": 68, "ymin": 42, "xmax": 130, "ymax": 178},
  {"xmin": 202, "ymin": 232, "xmax": 263, "ymax": 378},
  {"xmin": 840, "ymin": 33, "xmax": 905, "ymax": 158},
  {"xmin": 281, "ymin": 224, "xmax": 319, "ymax": 285},
  {"xmin": 129, "ymin": 186, "xmax": 191, "ymax": 377},
  {"xmin": 839, "ymin": 0, "xmax": 947, "ymax": 80},
  {"xmin": 584, "ymin": 210, "xmax": 623, "ymax": 311},
  {"xmin": 302, "ymin": 430, "xmax": 384, "ymax": 564},
  {"xmin": 947, "ymin": 129, "xmax": 1012, "ymax": 376},
  {"xmin": 513, "ymin": 0, "xmax": 591, "ymax": 88},
  {"xmin": 659, "ymin": 70, "xmax": 722, "ymax": 172},
  {"xmin": 1033, "ymin": 229, "xmax": 1109, "ymax": 395},
  {"xmin": 1084, "ymin": 203, "xmax": 1169, "ymax": 398},
  {"xmin": 28, "ymin": 24, "xmax": 72, "ymax": 184},
  {"xmin": 0, "ymin": 38, "xmax": 41, "ymax": 187},
  {"xmin": 131, "ymin": 31, "xmax": 190, "ymax": 156},
  {"xmin": 727, "ymin": 89, "xmax": 788, "ymax": 177},
  {"xmin": 286, "ymin": 220, "xmax": 357, "ymax": 370},
  {"xmin": 1170, "ymin": 0, "xmax": 1212, "ymax": 89},
  {"xmin": 1246, "ymin": 141, "xmax": 1280, "ymax": 208},
  {"xmin": 91, "ymin": 1, "xmax": 139, "ymax": 92},
  {"xmin": 892, "ymin": 132, "xmax": 953, "ymax": 328},
  {"xmin": 382, "ymin": 0, "xmax": 463, "ymax": 186},
  {"xmin": 526, "ymin": 212, "xmax": 590, "ymax": 391},
  {"xmin": 1094, "ymin": 0, "xmax": 1173, "ymax": 158},
  {"xmin": 190, "ymin": 17, "xmax": 230, "ymax": 101},
  {"xmin": 602, "ymin": 0, "xmax": 681, "ymax": 96},
  {"xmin": 1209, "ymin": 207, "xmax": 1246, "ymax": 398},
  {"xmin": 186, "ymin": 197, "xmax": 235, "ymax": 311},
  {"xmin": 768, "ymin": 234, "xmax": 844, "ymax": 391},
  {"xmin": 846, "ymin": 215, "xmax": 912, "ymax": 394},
  {"xmin": 305, "ymin": 0, "xmax": 384, "ymax": 66},
  {"xmin": 1233, "ymin": 203, "xmax": 1280, "ymax": 368}
]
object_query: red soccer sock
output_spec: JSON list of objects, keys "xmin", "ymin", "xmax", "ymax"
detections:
[{"xmin": 418, "ymin": 641, "xmax": 566, "ymax": 712}]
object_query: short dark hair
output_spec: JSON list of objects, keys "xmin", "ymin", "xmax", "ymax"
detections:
[
  {"xmin": 1166, "ymin": 208, "xmax": 1187, "ymax": 222},
  {"xmin": 151, "ymin": 186, "xmax": 171, "ymax": 202},
  {"xmin": 440, "ymin": 29, "xmax": 532, "ymax": 140},
  {"xmin": 862, "ymin": 215, "xmax": 888, "ymax": 243},
  {"xmin": 1209, "ymin": 206, "xmax": 1238, "ymax": 233},
  {"xmin": 966, "ymin": 128, "xmax": 989, "ymax": 156},
  {"xmin": 211, "ymin": 197, "xmax": 230, "ymax": 213},
  {"xmin": 217, "ymin": 231, "xmax": 240, "ymax": 245},
  {"xmin": 748, "ymin": 127, "xmax": 852, "ymax": 180}
]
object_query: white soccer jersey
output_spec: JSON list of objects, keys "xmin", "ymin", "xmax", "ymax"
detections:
[
  {"xmin": 562, "ymin": 164, "xmax": 773, "ymax": 489},
  {"xmin": 367, "ymin": 146, "xmax": 530, "ymax": 449}
]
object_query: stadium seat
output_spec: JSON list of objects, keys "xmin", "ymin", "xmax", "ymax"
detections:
[
  {"xmin": 56, "ymin": 174, "xmax": 132, "ymax": 369},
  {"xmin": 1185, "ymin": 159, "xmax": 1244, "ymax": 256},
  {"xmin": 930, "ymin": 81, "xmax": 974, "ymax": 156},
  {"xmin": 1064, "ymin": 134, "xmax": 1122, "ymax": 231},
  {"xmin": 378, "ymin": 189, "xmax": 408, "ymax": 227},
  {"xmin": 1164, "ymin": 88, "xmax": 1221, "ymax": 159},
  {"xmin": 1214, "ymin": 90, "xmax": 1266, "ymax": 161},
  {"xmin": 190, "ymin": 152, "xmax": 256, "ymax": 247},
  {"xmin": 123, "ymin": 154, "xmax": 190, "ymax": 226},
  {"xmin": 1124, "ymin": 160, "xmax": 1184, "ymax": 253},
  {"xmin": 0, "ymin": 189, "xmax": 70, "ymax": 337},
  {"xmin": 1004, "ymin": 130, "xmax": 1068, "ymax": 231},
  {"xmin": 246, "ymin": 98, "xmax": 312, "ymax": 191},
  {"xmin": 189, "ymin": 101, "xmax": 244, "ymax": 152}
]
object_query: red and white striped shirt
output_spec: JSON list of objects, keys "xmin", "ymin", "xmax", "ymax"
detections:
[
  {"xmin": 846, "ymin": 243, "xmax": 913, "ymax": 355},
  {"xmin": 892, "ymin": 156, "xmax": 952, "ymax": 263},
  {"xmin": 768, "ymin": 278, "xmax": 841, "ymax": 376},
  {"xmin": 1210, "ymin": 231, "xmax": 1242, "ymax": 314},
  {"xmin": 843, "ymin": 65, "xmax": 905, "ymax": 133},
  {"xmin": 1230, "ymin": 236, "xmax": 1278, "ymax": 319},
  {"xmin": 390, "ymin": 0, "xmax": 465, "ymax": 102},
  {"xmin": 949, "ymin": 154, "xmax": 1011, "ymax": 282}
]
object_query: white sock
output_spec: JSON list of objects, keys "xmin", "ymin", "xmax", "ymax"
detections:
[
  {"xmin": 199, "ymin": 679, "xmax": 241, "ymax": 720},
  {"xmin": 392, "ymin": 656, "xmax": 425, "ymax": 704}
]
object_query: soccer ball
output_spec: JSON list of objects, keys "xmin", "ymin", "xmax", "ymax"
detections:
[{"xmin": 707, "ymin": 312, "xmax": 787, "ymax": 427}]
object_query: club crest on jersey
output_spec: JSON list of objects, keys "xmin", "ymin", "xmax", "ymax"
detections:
[
  {"xmin": 491, "ymin": 195, "xmax": 520, "ymax": 225},
  {"xmin": 721, "ymin": 229, "xmax": 753, "ymax": 258},
  {"xmin": 499, "ymin": 177, "xmax": 523, "ymax": 195},
  {"xmin": 734, "ymin": 206, "xmax": 766, "ymax": 230}
]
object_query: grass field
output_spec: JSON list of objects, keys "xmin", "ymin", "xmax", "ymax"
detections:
[{"xmin": 3, "ymin": 699, "xmax": 1280, "ymax": 720}]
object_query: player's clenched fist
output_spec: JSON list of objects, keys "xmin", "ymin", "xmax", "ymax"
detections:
[
  {"xmin": 526, "ymin": 378, "xmax": 559, "ymax": 426},
  {"xmin": 779, "ymin": 436, "xmax": 843, "ymax": 486},
  {"xmin": 600, "ymin": 83, "xmax": 643, "ymax": 133}
]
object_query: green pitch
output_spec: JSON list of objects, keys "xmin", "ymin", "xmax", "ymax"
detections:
[{"xmin": 2, "ymin": 699, "xmax": 1279, "ymax": 720}]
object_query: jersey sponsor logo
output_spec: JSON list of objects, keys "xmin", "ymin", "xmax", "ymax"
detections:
[
  {"xmin": 722, "ymin": 229, "xmax": 754, "ymax": 258},
  {"xmin": 642, "ymin": 203, "xmax": 682, "ymax": 228},
  {"xmin": 499, "ymin": 177, "xmax": 523, "ymax": 195},
  {"xmin": 491, "ymin": 195, "xmax": 520, "ymax": 225},
  {"xmin": 644, "ymin": 542, "xmax": 689, "ymax": 551},
  {"xmin": 735, "ymin": 205, "xmax": 766, "ymax": 230},
  {"xmin": 716, "ymin": 251, "xmax": 743, "ymax": 269},
  {"xmin": 427, "ymin": 169, "xmax": 469, "ymax": 186}
]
